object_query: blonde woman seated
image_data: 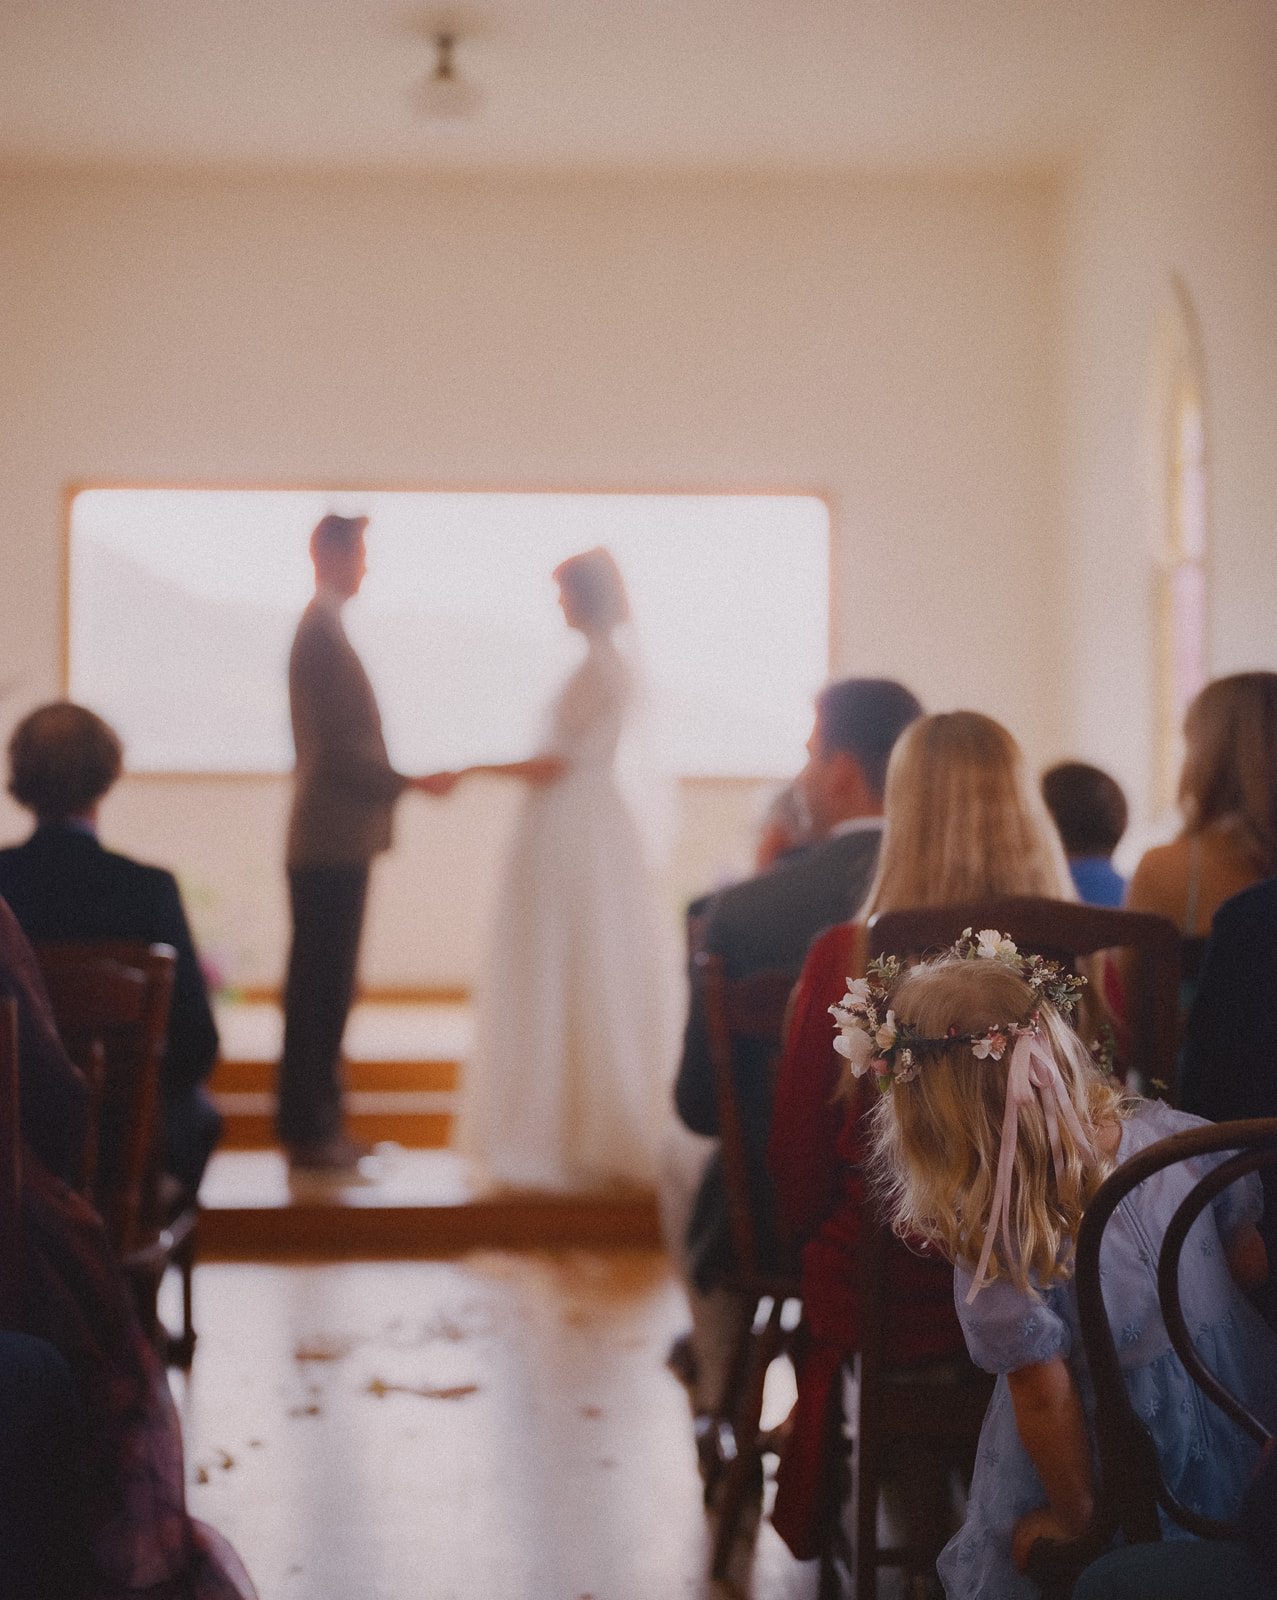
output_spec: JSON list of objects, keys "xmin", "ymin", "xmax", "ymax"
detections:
[
  {"xmin": 1127, "ymin": 672, "xmax": 1277, "ymax": 979},
  {"xmin": 765, "ymin": 710, "xmax": 1080, "ymax": 1560}
]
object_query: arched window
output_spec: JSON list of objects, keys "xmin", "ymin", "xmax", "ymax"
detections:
[{"xmin": 1151, "ymin": 281, "xmax": 1209, "ymax": 813}]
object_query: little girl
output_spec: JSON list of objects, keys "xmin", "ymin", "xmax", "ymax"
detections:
[{"xmin": 831, "ymin": 931, "xmax": 1277, "ymax": 1599}]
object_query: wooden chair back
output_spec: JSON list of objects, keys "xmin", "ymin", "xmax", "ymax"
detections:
[
  {"xmin": 0, "ymin": 998, "xmax": 22, "ymax": 1328},
  {"xmin": 868, "ymin": 897, "xmax": 1182, "ymax": 1093},
  {"xmin": 32, "ymin": 942, "xmax": 175, "ymax": 1257},
  {"xmin": 1028, "ymin": 1117, "xmax": 1277, "ymax": 1596},
  {"xmin": 845, "ymin": 1206, "xmax": 994, "ymax": 1599},
  {"xmin": 696, "ymin": 951, "xmax": 803, "ymax": 1582},
  {"xmin": 696, "ymin": 951, "xmax": 796, "ymax": 1285}
]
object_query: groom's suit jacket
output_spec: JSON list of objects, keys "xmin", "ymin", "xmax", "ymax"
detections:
[
  {"xmin": 286, "ymin": 595, "xmax": 407, "ymax": 868},
  {"xmin": 674, "ymin": 823, "xmax": 883, "ymax": 1291}
]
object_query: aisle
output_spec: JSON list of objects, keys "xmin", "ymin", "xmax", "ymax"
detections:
[{"xmin": 168, "ymin": 1252, "xmax": 811, "ymax": 1600}]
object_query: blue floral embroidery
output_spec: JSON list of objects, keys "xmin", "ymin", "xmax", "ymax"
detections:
[{"xmin": 1120, "ymin": 1321, "xmax": 1141, "ymax": 1346}]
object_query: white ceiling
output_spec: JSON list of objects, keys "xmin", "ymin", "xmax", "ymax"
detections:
[{"xmin": 0, "ymin": 0, "xmax": 1210, "ymax": 174}]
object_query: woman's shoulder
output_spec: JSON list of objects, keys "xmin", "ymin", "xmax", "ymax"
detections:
[{"xmin": 1126, "ymin": 837, "xmax": 1189, "ymax": 915}]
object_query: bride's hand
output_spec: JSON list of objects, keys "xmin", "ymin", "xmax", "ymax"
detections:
[
  {"xmin": 413, "ymin": 771, "xmax": 459, "ymax": 797},
  {"xmin": 521, "ymin": 756, "xmax": 566, "ymax": 787}
]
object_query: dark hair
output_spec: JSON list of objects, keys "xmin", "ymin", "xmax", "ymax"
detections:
[
  {"xmin": 1041, "ymin": 762, "xmax": 1129, "ymax": 857},
  {"xmin": 552, "ymin": 547, "xmax": 630, "ymax": 631},
  {"xmin": 8, "ymin": 702, "xmax": 124, "ymax": 818},
  {"xmin": 309, "ymin": 513, "xmax": 368, "ymax": 561},
  {"xmin": 814, "ymin": 678, "xmax": 923, "ymax": 798}
]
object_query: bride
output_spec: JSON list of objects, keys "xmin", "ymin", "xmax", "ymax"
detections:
[{"xmin": 456, "ymin": 547, "xmax": 674, "ymax": 1192}]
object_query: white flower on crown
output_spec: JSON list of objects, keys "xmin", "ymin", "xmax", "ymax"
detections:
[
  {"xmin": 833, "ymin": 1021, "xmax": 875, "ymax": 1075},
  {"xmin": 976, "ymin": 929, "xmax": 1019, "ymax": 963},
  {"xmin": 841, "ymin": 978, "xmax": 873, "ymax": 1009},
  {"xmin": 970, "ymin": 1030, "xmax": 1009, "ymax": 1060},
  {"xmin": 875, "ymin": 1010, "xmax": 898, "ymax": 1051}
]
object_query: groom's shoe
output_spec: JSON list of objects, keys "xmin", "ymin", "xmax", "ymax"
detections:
[{"xmin": 287, "ymin": 1134, "xmax": 374, "ymax": 1174}]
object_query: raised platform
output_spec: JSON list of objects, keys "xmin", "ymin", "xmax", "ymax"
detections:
[
  {"xmin": 199, "ymin": 1147, "xmax": 663, "ymax": 1259},
  {"xmin": 210, "ymin": 999, "xmax": 469, "ymax": 1148}
]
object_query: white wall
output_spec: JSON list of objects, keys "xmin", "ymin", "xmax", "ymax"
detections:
[
  {"xmin": 0, "ymin": 168, "xmax": 1061, "ymax": 986},
  {"xmin": 1059, "ymin": 0, "xmax": 1277, "ymax": 856}
]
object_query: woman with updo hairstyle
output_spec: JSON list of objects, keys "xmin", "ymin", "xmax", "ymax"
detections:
[
  {"xmin": 456, "ymin": 547, "xmax": 674, "ymax": 1194},
  {"xmin": 765, "ymin": 710, "xmax": 1079, "ymax": 1560},
  {"xmin": 1127, "ymin": 671, "xmax": 1277, "ymax": 948}
]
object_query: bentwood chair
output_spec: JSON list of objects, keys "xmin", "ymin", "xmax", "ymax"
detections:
[
  {"xmin": 867, "ymin": 898, "xmax": 1182, "ymax": 1096},
  {"xmin": 33, "ymin": 942, "xmax": 198, "ymax": 1365},
  {"xmin": 696, "ymin": 951, "xmax": 803, "ymax": 1583},
  {"xmin": 1027, "ymin": 1117, "xmax": 1277, "ymax": 1598}
]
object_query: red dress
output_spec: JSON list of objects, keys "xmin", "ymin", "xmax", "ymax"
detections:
[{"xmin": 766, "ymin": 923, "xmax": 965, "ymax": 1559}]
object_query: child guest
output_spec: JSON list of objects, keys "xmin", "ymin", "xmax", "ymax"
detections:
[{"xmin": 833, "ymin": 932, "xmax": 1277, "ymax": 1599}]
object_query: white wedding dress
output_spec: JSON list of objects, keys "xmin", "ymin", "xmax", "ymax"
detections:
[{"xmin": 458, "ymin": 635, "xmax": 674, "ymax": 1191}]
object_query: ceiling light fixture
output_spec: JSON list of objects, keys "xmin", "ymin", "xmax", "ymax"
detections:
[{"xmin": 413, "ymin": 31, "xmax": 482, "ymax": 120}]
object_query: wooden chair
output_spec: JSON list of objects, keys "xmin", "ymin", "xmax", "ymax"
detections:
[
  {"xmin": 1027, "ymin": 1117, "xmax": 1277, "ymax": 1598},
  {"xmin": 695, "ymin": 950, "xmax": 803, "ymax": 1583},
  {"xmin": 0, "ymin": 997, "xmax": 22, "ymax": 1330},
  {"xmin": 867, "ymin": 897, "xmax": 1182, "ymax": 1095},
  {"xmin": 834, "ymin": 1212, "xmax": 995, "ymax": 1600},
  {"xmin": 33, "ymin": 942, "xmax": 198, "ymax": 1366}
]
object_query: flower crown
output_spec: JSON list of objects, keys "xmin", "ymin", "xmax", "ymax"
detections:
[{"xmin": 829, "ymin": 927, "xmax": 1085, "ymax": 1086}]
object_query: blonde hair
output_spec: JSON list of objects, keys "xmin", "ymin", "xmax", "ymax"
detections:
[
  {"xmin": 1179, "ymin": 671, "xmax": 1277, "ymax": 874},
  {"xmin": 865, "ymin": 957, "xmax": 1125, "ymax": 1295},
  {"xmin": 860, "ymin": 711, "xmax": 1074, "ymax": 919}
]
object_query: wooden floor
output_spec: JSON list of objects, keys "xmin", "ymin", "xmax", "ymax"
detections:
[
  {"xmin": 183, "ymin": 1001, "xmax": 825, "ymax": 1597},
  {"xmin": 166, "ymin": 1253, "xmax": 815, "ymax": 1600}
]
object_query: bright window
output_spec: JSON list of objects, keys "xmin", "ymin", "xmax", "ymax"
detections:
[
  {"xmin": 69, "ymin": 489, "xmax": 830, "ymax": 779},
  {"xmin": 1153, "ymin": 285, "xmax": 1209, "ymax": 811}
]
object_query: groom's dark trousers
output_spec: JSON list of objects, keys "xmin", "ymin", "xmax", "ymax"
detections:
[{"xmin": 280, "ymin": 592, "xmax": 405, "ymax": 1150}]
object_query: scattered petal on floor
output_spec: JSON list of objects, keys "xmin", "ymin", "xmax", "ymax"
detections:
[
  {"xmin": 293, "ymin": 1336, "xmax": 353, "ymax": 1362},
  {"xmin": 580, "ymin": 1405, "xmax": 603, "ymax": 1418},
  {"xmin": 366, "ymin": 1376, "xmax": 480, "ymax": 1400},
  {"xmin": 288, "ymin": 1403, "xmax": 322, "ymax": 1417}
]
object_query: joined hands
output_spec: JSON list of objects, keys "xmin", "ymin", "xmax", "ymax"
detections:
[{"xmin": 410, "ymin": 757, "xmax": 566, "ymax": 798}]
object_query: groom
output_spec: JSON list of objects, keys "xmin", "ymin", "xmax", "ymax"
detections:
[{"xmin": 280, "ymin": 512, "xmax": 455, "ymax": 1173}]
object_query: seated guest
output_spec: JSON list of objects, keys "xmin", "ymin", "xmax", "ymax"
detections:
[
  {"xmin": 1181, "ymin": 875, "xmax": 1277, "ymax": 1325},
  {"xmin": 0, "ymin": 702, "xmax": 221, "ymax": 1193},
  {"xmin": 671, "ymin": 677, "xmax": 922, "ymax": 1415},
  {"xmin": 1127, "ymin": 672, "xmax": 1277, "ymax": 989},
  {"xmin": 0, "ymin": 893, "xmax": 255, "ymax": 1598},
  {"xmin": 1042, "ymin": 759, "xmax": 1129, "ymax": 907},
  {"xmin": 767, "ymin": 711, "xmax": 1079, "ymax": 1558}
]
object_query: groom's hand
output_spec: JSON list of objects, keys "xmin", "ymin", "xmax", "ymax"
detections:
[{"xmin": 413, "ymin": 771, "xmax": 458, "ymax": 797}]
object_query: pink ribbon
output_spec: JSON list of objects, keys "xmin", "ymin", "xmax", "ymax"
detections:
[{"xmin": 965, "ymin": 1028, "xmax": 1097, "ymax": 1303}]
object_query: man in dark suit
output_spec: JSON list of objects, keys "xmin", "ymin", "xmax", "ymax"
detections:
[
  {"xmin": 1181, "ymin": 875, "xmax": 1277, "ymax": 1323},
  {"xmin": 281, "ymin": 513, "xmax": 456, "ymax": 1172},
  {"xmin": 0, "ymin": 701, "xmax": 222, "ymax": 1192},
  {"xmin": 671, "ymin": 677, "xmax": 922, "ymax": 1408}
]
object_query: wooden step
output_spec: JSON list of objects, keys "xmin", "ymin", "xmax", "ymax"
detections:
[
  {"xmin": 198, "ymin": 1149, "xmax": 663, "ymax": 1258},
  {"xmin": 211, "ymin": 1059, "xmax": 459, "ymax": 1149}
]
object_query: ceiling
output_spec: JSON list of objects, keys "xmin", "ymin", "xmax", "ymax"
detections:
[{"xmin": 0, "ymin": 0, "xmax": 1210, "ymax": 174}]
